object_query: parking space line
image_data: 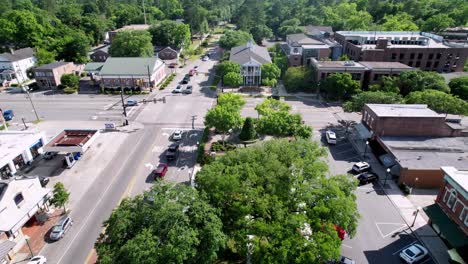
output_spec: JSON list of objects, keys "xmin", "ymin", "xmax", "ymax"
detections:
[
  {"xmin": 342, "ymin": 244, "xmax": 352, "ymax": 249},
  {"xmin": 419, "ymin": 257, "xmax": 432, "ymax": 264},
  {"xmin": 392, "ymin": 241, "xmax": 417, "ymax": 255}
]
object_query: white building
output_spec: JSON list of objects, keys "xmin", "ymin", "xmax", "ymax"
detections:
[
  {"xmin": 0, "ymin": 48, "xmax": 36, "ymax": 86},
  {"xmin": 0, "ymin": 131, "xmax": 47, "ymax": 179},
  {"xmin": 0, "ymin": 177, "xmax": 51, "ymax": 254},
  {"xmin": 229, "ymin": 42, "xmax": 272, "ymax": 86}
]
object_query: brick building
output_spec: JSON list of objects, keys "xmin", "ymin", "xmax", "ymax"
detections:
[
  {"xmin": 33, "ymin": 62, "xmax": 83, "ymax": 89},
  {"xmin": 334, "ymin": 31, "xmax": 468, "ymax": 72},
  {"xmin": 424, "ymin": 167, "xmax": 468, "ymax": 262}
]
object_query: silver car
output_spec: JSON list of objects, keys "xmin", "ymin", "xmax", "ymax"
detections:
[{"xmin": 50, "ymin": 215, "xmax": 73, "ymax": 241}]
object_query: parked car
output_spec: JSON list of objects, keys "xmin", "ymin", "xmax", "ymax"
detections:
[
  {"xmin": 183, "ymin": 85, "xmax": 193, "ymax": 94},
  {"xmin": 126, "ymin": 99, "xmax": 138, "ymax": 106},
  {"xmin": 27, "ymin": 255, "xmax": 47, "ymax": 264},
  {"xmin": 338, "ymin": 256, "xmax": 355, "ymax": 264},
  {"xmin": 44, "ymin": 151, "xmax": 57, "ymax": 160},
  {"xmin": 352, "ymin": 162, "xmax": 370, "ymax": 173},
  {"xmin": 49, "ymin": 215, "xmax": 73, "ymax": 241},
  {"xmin": 400, "ymin": 244, "xmax": 428, "ymax": 264},
  {"xmin": 172, "ymin": 85, "xmax": 183, "ymax": 93},
  {"xmin": 154, "ymin": 163, "xmax": 168, "ymax": 178},
  {"xmin": 202, "ymin": 56, "xmax": 209, "ymax": 61},
  {"xmin": 172, "ymin": 130, "xmax": 183, "ymax": 140},
  {"xmin": 356, "ymin": 171, "xmax": 378, "ymax": 185},
  {"xmin": 325, "ymin": 130, "xmax": 337, "ymax": 144},
  {"xmin": 166, "ymin": 144, "xmax": 180, "ymax": 161},
  {"xmin": 181, "ymin": 75, "xmax": 190, "ymax": 84},
  {"xmin": 39, "ymin": 176, "xmax": 49, "ymax": 187},
  {"xmin": 3, "ymin": 109, "xmax": 14, "ymax": 121},
  {"xmin": 168, "ymin": 62, "xmax": 178, "ymax": 68},
  {"xmin": 189, "ymin": 69, "xmax": 197, "ymax": 76}
]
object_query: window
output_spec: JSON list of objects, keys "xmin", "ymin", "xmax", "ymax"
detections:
[
  {"xmin": 408, "ymin": 61, "xmax": 413, "ymax": 66},
  {"xmin": 436, "ymin": 53, "xmax": 442, "ymax": 59},
  {"xmin": 417, "ymin": 53, "xmax": 423, "ymax": 59},
  {"xmin": 426, "ymin": 61, "xmax": 432, "ymax": 68},
  {"xmin": 410, "ymin": 53, "xmax": 415, "ymax": 59},
  {"xmin": 293, "ymin": 48, "xmax": 299, "ymax": 54},
  {"xmin": 428, "ymin": 53, "xmax": 434, "ymax": 60},
  {"xmin": 399, "ymin": 53, "xmax": 405, "ymax": 60},
  {"xmin": 446, "ymin": 190, "xmax": 457, "ymax": 209},
  {"xmin": 415, "ymin": 61, "xmax": 421, "ymax": 67},
  {"xmin": 14, "ymin": 193, "xmax": 24, "ymax": 206},
  {"xmin": 460, "ymin": 207, "xmax": 467, "ymax": 223},
  {"xmin": 391, "ymin": 53, "xmax": 397, "ymax": 60},
  {"xmin": 373, "ymin": 74, "xmax": 380, "ymax": 81},
  {"xmin": 433, "ymin": 61, "xmax": 439, "ymax": 68}
]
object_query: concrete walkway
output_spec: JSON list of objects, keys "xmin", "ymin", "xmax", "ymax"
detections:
[{"xmin": 348, "ymin": 132, "xmax": 449, "ymax": 264}]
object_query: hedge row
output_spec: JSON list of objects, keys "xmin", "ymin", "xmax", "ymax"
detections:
[{"xmin": 159, "ymin": 74, "xmax": 176, "ymax": 90}]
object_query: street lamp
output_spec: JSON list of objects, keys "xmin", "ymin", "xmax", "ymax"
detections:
[
  {"xmin": 22, "ymin": 86, "xmax": 40, "ymax": 122},
  {"xmin": 384, "ymin": 168, "xmax": 390, "ymax": 188},
  {"xmin": 364, "ymin": 140, "xmax": 369, "ymax": 158},
  {"xmin": 411, "ymin": 206, "xmax": 422, "ymax": 227}
]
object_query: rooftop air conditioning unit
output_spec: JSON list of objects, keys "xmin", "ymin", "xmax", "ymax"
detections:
[{"xmin": 344, "ymin": 61, "xmax": 355, "ymax": 66}]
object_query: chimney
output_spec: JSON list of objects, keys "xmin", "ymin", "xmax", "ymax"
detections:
[{"xmin": 376, "ymin": 39, "xmax": 388, "ymax": 49}]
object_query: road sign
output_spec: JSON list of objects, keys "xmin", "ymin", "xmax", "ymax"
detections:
[{"xmin": 104, "ymin": 123, "xmax": 116, "ymax": 130}]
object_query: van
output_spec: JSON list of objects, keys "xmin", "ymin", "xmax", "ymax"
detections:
[{"xmin": 326, "ymin": 130, "xmax": 337, "ymax": 144}]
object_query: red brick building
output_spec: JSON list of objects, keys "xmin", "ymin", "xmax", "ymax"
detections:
[{"xmin": 334, "ymin": 31, "xmax": 468, "ymax": 73}]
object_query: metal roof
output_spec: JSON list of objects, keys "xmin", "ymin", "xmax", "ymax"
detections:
[
  {"xmin": 99, "ymin": 57, "xmax": 164, "ymax": 76},
  {"xmin": 0, "ymin": 48, "xmax": 35, "ymax": 62},
  {"xmin": 230, "ymin": 42, "xmax": 271, "ymax": 65},
  {"xmin": 0, "ymin": 240, "xmax": 16, "ymax": 259}
]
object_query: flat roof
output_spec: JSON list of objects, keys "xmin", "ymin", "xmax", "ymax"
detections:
[
  {"xmin": 311, "ymin": 59, "xmax": 366, "ymax": 69},
  {"xmin": 359, "ymin": 61, "xmax": 413, "ymax": 70},
  {"xmin": 0, "ymin": 132, "xmax": 45, "ymax": 166},
  {"xmin": 366, "ymin": 104, "xmax": 442, "ymax": 118},
  {"xmin": 441, "ymin": 167, "xmax": 468, "ymax": 195},
  {"xmin": 380, "ymin": 136, "xmax": 468, "ymax": 170},
  {"xmin": 47, "ymin": 130, "xmax": 96, "ymax": 147},
  {"xmin": 337, "ymin": 31, "xmax": 450, "ymax": 48}
]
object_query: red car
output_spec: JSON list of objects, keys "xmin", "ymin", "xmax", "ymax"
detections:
[
  {"xmin": 189, "ymin": 69, "xmax": 197, "ymax": 76},
  {"xmin": 154, "ymin": 163, "xmax": 168, "ymax": 178}
]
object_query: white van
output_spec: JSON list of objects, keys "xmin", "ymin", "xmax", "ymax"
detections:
[{"xmin": 326, "ymin": 130, "xmax": 337, "ymax": 144}]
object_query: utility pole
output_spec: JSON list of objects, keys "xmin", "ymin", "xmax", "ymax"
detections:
[
  {"xmin": 16, "ymin": 69, "xmax": 40, "ymax": 122},
  {"xmin": 142, "ymin": 0, "xmax": 147, "ymax": 25},
  {"xmin": 147, "ymin": 65, "xmax": 153, "ymax": 92},
  {"xmin": 119, "ymin": 76, "xmax": 129, "ymax": 126},
  {"xmin": 0, "ymin": 109, "xmax": 8, "ymax": 131}
]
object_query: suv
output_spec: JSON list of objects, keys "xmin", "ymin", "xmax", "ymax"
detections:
[
  {"xmin": 325, "ymin": 130, "xmax": 337, "ymax": 144},
  {"xmin": 166, "ymin": 144, "xmax": 179, "ymax": 161},
  {"xmin": 181, "ymin": 75, "xmax": 190, "ymax": 84},
  {"xmin": 184, "ymin": 85, "xmax": 193, "ymax": 94},
  {"xmin": 3, "ymin": 110, "xmax": 14, "ymax": 121},
  {"xmin": 172, "ymin": 130, "xmax": 183, "ymax": 141},
  {"xmin": 50, "ymin": 215, "xmax": 73, "ymax": 241},
  {"xmin": 352, "ymin": 162, "xmax": 370, "ymax": 173},
  {"xmin": 356, "ymin": 171, "xmax": 378, "ymax": 185}
]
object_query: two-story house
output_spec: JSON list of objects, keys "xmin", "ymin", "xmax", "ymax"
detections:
[
  {"xmin": 0, "ymin": 48, "xmax": 36, "ymax": 86},
  {"xmin": 33, "ymin": 62, "xmax": 83, "ymax": 89},
  {"xmin": 229, "ymin": 42, "xmax": 272, "ymax": 86},
  {"xmin": 424, "ymin": 167, "xmax": 468, "ymax": 262}
]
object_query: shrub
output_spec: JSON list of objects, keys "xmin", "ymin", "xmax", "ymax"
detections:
[
  {"xmin": 211, "ymin": 141, "xmax": 237, "ymax": 152},
  {"xmin": 197, "ymin": 143, "xmax": 215, "ymax": 165},
  {"xmin": 239, "ymin": 117, "xmax": 257, "ymax": 141},
  {"xmin": 60, "ymin": 74, "xmax": 80, "ymax": 88},
  {"xmin": 201, "ymin": 127, "xmax": 210, "ymax": 143},
  {"xmin": 343, "ymin": 91, "xmax": 402, "ymax": 112},
  {"xmin": 63, "ymin": 87, "xmax": 77, "ymax": 94},
  {"xmin": 399, "ymin": 183, "xmax": 412, "ymax": 195}
]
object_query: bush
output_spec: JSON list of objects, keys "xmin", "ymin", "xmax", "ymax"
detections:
[
  {"xmin": 239, "ymin": 117, "xmax": 257, "ymax": 141},
  {"xmin": 197, "ymin": 143, "xmax": 215, "ymax": 165},
  {"xmin": 201, "ymin": 127, "xmax": 210, "ymax": 143},
  {"xmin": 343, "ymin": 91, "xmax": 402, "ymax": 112},
  {"xmin": 211, "ymin": 141, "xmax": 237, "ymax": 152},
  {"xmin": 283, "ymin": 66, "xmax": 313, "ymax": 92},
  {"xmin": 201, "ymin": 41, "xmax": 209, "ymax": 48},
  {"xmin": 60, "ymin": 74, "xmax": 80, "ymax": 88},
  {"xmin": 63, "ymin": 87, "xmax": 77, "ymax": 94},
  {"xmin": 399, "ymin": 183, "xmax": 412, "ymax": 195},
  {"xmin": 57, "ymin": 84, "xmax": 66, "ymax": 89},
  {"xmin": 159, "ymin": 73, "xmax": 176, "ymax": 90},
  {"xmin": 448, "ymin": 76, "xmax": 468, "ymax": 100},
  {"xmin": 80, "ymin": 72, "xmax": 87, "ymax": 77}
]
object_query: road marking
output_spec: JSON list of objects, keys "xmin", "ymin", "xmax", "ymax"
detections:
[
  {"xmin": 375, "ymin": 222, "xmax": 407, "ymax": 238},
  {"xmin": 145, "ymin": 163, "xmax": 154, "ymax": 171},
  {"xmin": 392, "ymin": 241, "xmax": 417, "ymax": 255},
  {"xmin": 342, "ymin": 244, "xmax": 352, "ymax": 249},
  {"xmin": 419, "ymin": 257, "xmax": 432, "ymax": 264}
]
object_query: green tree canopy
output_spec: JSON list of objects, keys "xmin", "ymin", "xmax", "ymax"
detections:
[
  {"xmin": 255, "ymin": 98, "xmax": 291, "ymax": 116},
  {"xmin": 216, "ymin": 61, "xmax": 241, "ymax": 77},
  {"xmin": 205, "ymin": 105, "xmax": 243, "ymax": 141},
  {"xmin": 278, "ymin": 18, "xmax": 305, "ymax": 38},
  {"xmin": 283, "ymin": 66, "xmax": 313, "ymax": 93},
  {"xmin": 217, "ymin": 93, "xmax": 246, "ymax": 111},
  {"xmin": 239, "ymin": 117, "xmax": 257, "ymax": 141},
  {"xmin": 149, "ymin": 20, "xmax": 191, "ymax": 49},
  {"xmin": 95, "ymin": 182, "xmax": 226, "ymax": 264},
  {"xmin": 320, "ymin": 73, "xmax": 361, "ymax": 100},
  {"xmin": 109, "ymin": 30, "xmax": 154, "ymax": 57},
  {"xmin": 448, "ymin": 76, "xmax": 468, "ymax": 100},
  {"xmin": 54, "ymin": 29, "xmax": 90, "ymax": 63},
  {"xmin": 50, "ymin": 182, "xmax": 70, "ymax": 212},
  {"xmin": 257, "ymin": 110, "xmax": 309, "ymax": 138},
  {"xmin": 223, "ymin": 72, "xmax": 243, "ymax": 87},
  {"xmin": 421, "ymin": 14, "xmax": 455, "ymax": 33},
  {"xmin": 60, "ymin": 74, "xmax": 80, "ymax": 88},
  {"xmin": 261, "ymin": 63, "xmax": 281, "ymax": 87},
  {"xmin": 369, "ymin": 76, "xmax": 400, "ymax": 94},
  {"xmin": 219, "ymin": 30, "xmax": 253, "ymax": 50},
  {"xmin": 343, "ymin": 91, "xmax": 403, "ymax": 112},
  {"xmin": 381, "ymin": 13, "xmax": 419, "ymax": 31},
  {"xmin": 404, "ymin": 89, "xmax": 468, "ymax": 115},
  {"xmin": 196, "ymin": 139, "xmax": 359, "ymax": 263},
  {"xmin": 392, "ymin": 70, "xmax": 449, "ymax": 96}
]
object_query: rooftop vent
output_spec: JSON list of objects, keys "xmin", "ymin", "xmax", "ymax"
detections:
[
  {"xmin": 446, "ymin": 117, "xmax": 462, "ymax": 124},
  {"xmin": 344, "ymin": 61, "xmax": 355, "ymax": 66}
]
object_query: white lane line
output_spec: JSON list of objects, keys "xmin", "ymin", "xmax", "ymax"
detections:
[
  {"xmin": 342, "ymin": 244, "xmax": 352, "ymax": 249},
  {"xmin": 375, "ymin": 222, "xmax": 408, "ymax": 238},
  {"xmin": 392, "ymin": 241, "xmax": 417, "ymax": 255}
]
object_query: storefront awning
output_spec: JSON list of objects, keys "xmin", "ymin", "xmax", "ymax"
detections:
[
  {"xmin": 0, "ymin": 240, "xmax": 15, "ymax": 259},
  {"xmin": 424, "ymin": 204, "xmax": 468, "ymax": 248}
]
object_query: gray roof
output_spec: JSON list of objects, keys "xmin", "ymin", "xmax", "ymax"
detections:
[
  {"xmin": 287, "ymin": 33, "xmax": 324, "ymax": 46},
  {"xmin": 84, "ymin": 62, "xmax": 105, "ymax": 72},
  {"xmin": 366, "ymin": 104, "xmax": 442, "ymax": 118},
  {"xmin": 99, "ymin": 57, "xmax": 164, "ymax": 76},
  {"xmin": 34, "ymin": 62, "xmax": 70, "ymax": 70},
  {"xmin": 304, "ymin": 25, "xmax": 333, "ymax": 35},
  {"xmin": 380, "ymin": 136, "xmax": 468, "ymax": 170},
  {"xmin": 229, "ymin": 42, "xmax": 271, "ymax": 65},
  {"xmin": 0, "ymin": 240, "xmax": 16, "ymax": 259},
  {"xmin": 0, "ymin": 48, "xmax": 35, "ymax": 62}
]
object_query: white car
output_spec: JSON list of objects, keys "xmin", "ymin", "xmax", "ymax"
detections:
[
  {"xmin": 352, "ymin": 162, "xmax": 370, "ymax": 173},
  {"xmin": 202, "ymin": 56, "xmax": 209, "ymax": 61},
  {"xmin": 399, "ymin": 244, "xmax": 428, "ymax": 263},
  {"xmin": 172, "ymin": 130, "xmax": 183, "ymax": 141},
  {"xmin": 325, "ymin": 130, "xmax": 337, "ymax": 144},
  {"xmin": 27, "ymin": 255, "xmax": 47, "ymax": 264},
  {"xmin": 172, "ymin": 85, "xmax": 183, "ymax": 93}
]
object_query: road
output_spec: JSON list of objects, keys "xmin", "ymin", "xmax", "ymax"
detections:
[{"xmin": 36, "ymin": 47, "xmax": 219, "ymax": 264}]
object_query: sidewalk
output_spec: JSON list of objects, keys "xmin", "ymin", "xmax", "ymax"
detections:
[{"xmin": 348, "ymin": 133, "xmax": 449, "ymax": 264}]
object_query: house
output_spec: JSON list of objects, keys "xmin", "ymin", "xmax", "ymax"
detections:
[
  {"xmin": 357, "ymin": 104, "xmax": 468, "ymax": 188},
  {"xmin": 310, "ymin": 59, "xmax": 413, "ymax": 89},
  {"xmin": 96, "ymin": 57, "xmax": 166, "ymax": 90},
  {"xmin": 334, "ymin": 31, "xmax": 468, "ymax": 72},
  {"xmin": 90, "ymin": 46, "xmax": 109, "ymax": 62},
  {"xmin": 424, "ymin": 166, "xmax": 468, "ymax": 262},
  {"xmin": 0, "ymin": 177, "xmax": 51, "ymax": 255},
  {"xmin": 108, "ymin": 24, "xmax": 150, "ymax": 44},
  {"xmin": 33, "ymin": 62, "xmax": 83, "ymax": 89},
  {"xmin": 229, "ymin": 42, "xmax": 272, "ymax": 86},
  {"xmin": 0, "ymin": 131, "xmax": 47, "ymax": 179},
  {"xmin": 0, "ymin": 48, "xmax": 36, "ymax": 87},
  {"xmin": 155, "ymin": 46, "xmax": 181, "ymax": 60}
]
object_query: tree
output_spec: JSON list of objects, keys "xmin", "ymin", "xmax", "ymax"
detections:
[
  {"xmin": 320, "ymin": 73, "xmax": 361, "ymax": 100},
  {"xmin": 343, "ymin": 91, "xmax": 402, "ymax": 112},
  {"xmin": 219, "ymin": 30, "xmax": 253, "ymax": 50},
  {"xmin": 217, "ymin": 93, "xmax": 246, "ymax": 111},
  {"xmin": 205, "ymin": 105, "xmax": 243, "ymax": 142},
  {"xmin": 60, "ymin": 74, "xmax": 80, "ymax": 88},
  {"xmin": 251, "ymin": 24, "xmax": 273, "ymax": 44},
  {"xmin": 278, "ymin": 18, "xmax": 304, "ymax": 38},
  {"xmin": 5, "ymin": 10, "xmax": 45, "ymax": 47},
  {"xmin": 421, "ymin": 14, "xmax": 455, "ymax": 33},
  {"xmin": 196, "ymin": 139, "xmax": 359, "ymax": 263},
  {"xmin": 95, "ymin": 182, "xmax": 226, "ymax": 264},
  {"xmin": 185, "ymin": 5, "xmax": 209, "ymax": 34},
  {"xmin": 159, "ymin": 0, "xmax": 183, "ymax": 19},
  {"xmin": 239, "ymin": 117, "xmax": 257, "ymax": 141},
  {"xmin": 369, "ymin": 76, "xmax": 400, "ymax": 94},
  {"xmin": 283, "ymin": 66, "xmax": 313, "ymax": 92},
  {"xmin": 149, "ymin": 20, "xmax": 191, "ymax": 49},
  {"xmin": 109, "ymin": 30, "xmax": 154, "ymax": 57},
  {"xmin": 255, "ymin": 98, "xmax": 291, "ymax": 116},
  {"xmin": 261, "ymin": 63, "xmax": 281, "ymax": 87},
  {"xmin": 54, "ymin": 30, "xmax": 91, "ymax": 63},
  {"xmin": 404, "ymin": 89, "xmax": 468, "ymax": 115},
  {"xmin": 35, "ymin": 47, "xmax": 56, "ymax": 65},
  {"xmin": 0, "ymin": 18, "xmax": 16, "ymax": 45},
  {"xmin": 216, "ymin": 61, "xmax": 241, "ymax": 78},
  {"xmin": 338, "ymin": 54, "xmax": 350, "ymax": 61},
  {"xmin": 449, "ymin": 76, "xmax": 468, "ymax": 100},
  {"xmin": 394, "ymin": 70, "xmax": 449, "ymax": 96},
  {"xmin": 381, "ymin": 13, "xmax": 419, "ymax": 31},
  {"xmin": 223, "ymin": 72, "xmax": 243, "ymax": 87},
  {"xmin": 50, "ymin": 182, "xmax": 70, "ymax": 213}
]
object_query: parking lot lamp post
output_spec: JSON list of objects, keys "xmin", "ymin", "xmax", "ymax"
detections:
[
  {"xmin": 384, "ymin": 168, "xmax": 390, "ymax": 188},
  {"xmin": 411, "ymin": 206, "xmax": 422, "ymax": 227},
  {"xmin": 120, "ymin": 85, "xmax": 128, "ymax": 126},
  {"xmin": 364, "ymin": 140, "xmax": 369, "ymax": 158}
]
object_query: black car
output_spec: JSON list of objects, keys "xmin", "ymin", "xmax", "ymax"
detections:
[
  {"xmin": 356, "ymin": 172, "xmax": 378, "ymax": 185},
  {"xmin": 166, "ymin": 144, "xmax": 180, "ymax": 161},
  {"xmin": 39, "ymin": 176, "xmax": 50, "ymax": 187},
  {"xmin": 181, "ymin": 75, "xmax": 190, "ymax": 84}
]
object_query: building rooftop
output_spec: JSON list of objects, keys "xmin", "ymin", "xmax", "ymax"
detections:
[
  {"xmin": 0, "ymin": 48, "xmax": 35, "ymax": 62},
  {"xmin": 34, "ymin": 62, "xmax": 71, "ymax": 70},
  {"xmin": 366, "ymin": 104, "xmax": 443, "ymax": 118},
  {"xmin": 304, "ymin": 25, "xmax": 333, "ymax": 36},
  {"xmin": 310, "ymin": 59, "xmax": 366, "ymax": 69},
  {"xmin": 98, "ymin": 57, "xmax": 163, "ymax": 76},
  {"xmin": 380, "ymin": 136, "xmax": 468, "ymax": 170},
  {"xmin": 337, "ymin": 31, "xmax": 450, "ymax": 48},
  {"xmin": 46, "ymin": 130, "xmax": 96, "ymax": 147},
  {"xmin": 359, "ymin": 61, "xmax": 413, "ymax": 70},
  {"xmin": 0, "ymin": 132, "xmax": 45, "ymax": 167},
  {"xmin": 441, "ymin": 167, "xmax": 468, "ymax": 196},
  {"xmin": 230, "ymin": 42, "xmax": 271, "ymax": 65},
  {"xmin": 287, "ymin": 33, "xmax": 325, "ymax": 46}
]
